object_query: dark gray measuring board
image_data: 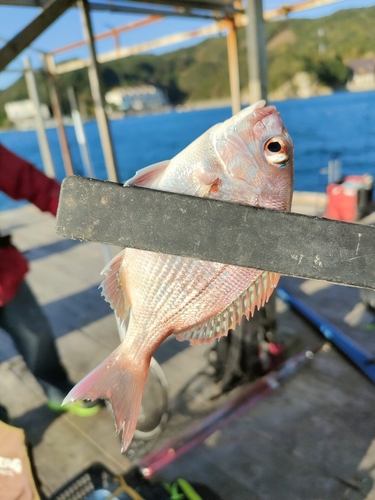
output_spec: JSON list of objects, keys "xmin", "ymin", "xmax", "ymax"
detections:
[{"xmin": 56, "ymin": 176, "xmax": 375, "ymax": 289}]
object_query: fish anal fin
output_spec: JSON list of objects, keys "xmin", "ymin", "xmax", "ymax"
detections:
[
  {"xmin": 63, "ymin": 345, "xmax": 148, "ymax": 453},
  {"xmin": 176, "ymin": 271, "xmax": 280, "ymax": 345},
  {"xmin": 124, "ymin": 160, "xmax": 170, "ymax": 188},
  {"xmin": 100, "ymin": 249, "xmax": 130, "ymax": 324}
]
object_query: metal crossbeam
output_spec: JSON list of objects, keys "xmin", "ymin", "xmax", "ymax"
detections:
[
  {"xmin": 89, "ymin": 2, "xmax": 221, "ymax": 18},
  {"xmin": 56, "ymin": 176, "xmax": 375, "ymax": 290},
  {"xmin": 50, "ymin": 21, "xmax": 228, "ymax": 74},
  {"xmin": 0, "ymin": 0, "xmax": 75, "ymax": 72}
]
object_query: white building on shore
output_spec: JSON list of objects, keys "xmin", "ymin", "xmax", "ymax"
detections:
[
  {"xmin": 346, "ymin": 58, "xmax": 375, "ymax": 92},
  {"xmin": 4, "ymin": 99, "xmax": 51, "ymax": 130},
  {"xmin": 105, "ymin": 85, "xmax": 168, "ymax": 112}
]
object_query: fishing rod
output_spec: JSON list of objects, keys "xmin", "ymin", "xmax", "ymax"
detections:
[{"xmin": 138, "ymin": 347, "xmax": 320, "ymax": 478}]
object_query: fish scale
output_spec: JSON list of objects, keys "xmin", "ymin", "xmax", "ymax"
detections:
[{"xmin": 125, "ymin": 250, "xmax": 227, "ymax": 331}]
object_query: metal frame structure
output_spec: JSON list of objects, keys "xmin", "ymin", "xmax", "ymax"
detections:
[
  {"xmin": 0, "ymin": 0, "xmax": 249, "ymax": 180},
  {"xmin": 0, "ymin": 0, "xmax": 346, "ymax": 182},
  {"xmin": 0, "ymin": 0, "xmax": 345, "ymax": 181},
  {"xmin": 0, "ymin": 0, "xmax": 345, "ymax": 13}
]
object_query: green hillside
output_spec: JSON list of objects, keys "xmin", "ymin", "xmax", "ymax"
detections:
[{"xmin": 0, "ymin": 5, "xmax": 374, "ymax": 127}]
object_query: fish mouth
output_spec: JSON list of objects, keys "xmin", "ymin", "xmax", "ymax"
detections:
[
  {"xmin": 231, "ymin": 101, "xmax": 281, "ymax": 148},
  {"xmin": 252, "ymin": 104, "xmax": 278, "ymax": 126},
  {"xmin": 233, "ymin": 100, "xmax": 278, "ymax": 128}
]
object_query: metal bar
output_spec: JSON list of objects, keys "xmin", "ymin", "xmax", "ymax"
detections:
[
  {"xmin": 67, "ymin": 86, "xmax": 95, "ymax": 178},
  {"xmin": 0, "ymin": 0, "xmax": 75, "ymax": 72},
  {"xmin": 88, "ymin": 2, "xmax": 220, "ymax": 20},
  {"xmin": 79, "ymin": 0, "xmax": 119, "ymax": 183},
  {"xmin": 226, "ymin": 18, "xmax": 241, "ymax": 115},
  {"xmin": 44, "ymin": 54, "xmax": 74, "ymax": 177},
  {"xmin": 98, "ymin": 21, "xmax": 227, "ymax": 64},
  {"xmin": 24, "ymin": 56, "xmax": 55, "ymax": 178},
  {"xmin": 264, "ymin": 0, "xmax": 343, "ymax": 19},
  {"xmin": 56, "ymin": 176, "xmax": 375, "ymax": 290},
  {"xmin": 245, "ymin": 0, "xmax": 267, "ymax": 103},
  {"xmin": 111, "ymin": 0, "xmax": 239, "ymax": 13},
  {"xmin": 0, "ymin": 35, "xmax": 46, "ymax": 55},
  {"xmin": 50, "ymin": 37, "xmax": 88, "ymax": 56},
  {"xmin": 96, "ymin": 15, "xmax": 163, "ymax": 40},
  {"xmin": 0, "ymin": 0, "xmax": 50, "ymax": 5},
  {"xmin": 50, "ymin": 58, "xmax": 88, "ymax": 75},
  {"xmin": 51, "ymin": 15, "xmax": 163, "ymax": 55}
]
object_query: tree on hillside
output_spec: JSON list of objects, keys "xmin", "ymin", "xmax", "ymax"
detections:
[{"xmin": 303, "ymin": 54, "xmax": 351, "ymax": 89}]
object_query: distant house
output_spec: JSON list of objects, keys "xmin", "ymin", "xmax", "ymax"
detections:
[
  {"xmin": 105, "ymin": 85, "xmax": 168, "ymax": 112},
  {"xmin": 346, "ymin": 58, "xmax": 375, "ymax": 91},
  {"xmin": 4, "ymin": 99, "xmax": 51, "ymax": 130}
]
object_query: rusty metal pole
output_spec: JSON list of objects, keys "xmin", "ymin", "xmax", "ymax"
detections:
[
  {"xmin": 78, "ymin": 0, "xmax": 119, "ymax": 182},
  {"xmin": 245, "ymin": 0, "xmax": 267, "ymax": 103},
  {"xmin": 226, "ymin": 18, "xmax": 241, "ymax": 115},
  {"xmin": 24, "ymin": 56, "xmax": 55, "ymax": 178},
  {"xmin": 43, "ymin": 54, "xmax": 74, "ymax": 176}
]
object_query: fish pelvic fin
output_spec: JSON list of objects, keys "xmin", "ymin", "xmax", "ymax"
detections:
[
  {"xmin": 124, "ymin": 159, "xmax": 170, "ymax": 188},
  {"xmin": 62, "ymin": 345, "xmax": 149, "ymax": 453},
  {"xmin": 100, "ymin": 249, "xmax": 130, "ymax": 325},
  {"xmin": 176, "ymin": 271, "xmax": 280, "ymax": 346}
]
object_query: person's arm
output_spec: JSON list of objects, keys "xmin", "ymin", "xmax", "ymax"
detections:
[{"xmin": 0, "ymin": 143, "xmax": 61, "ymax": 216}]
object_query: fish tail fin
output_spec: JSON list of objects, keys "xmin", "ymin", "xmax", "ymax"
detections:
[{"xmin": 63, "ymin": 345, "xmax": 149, "ymax": 453}]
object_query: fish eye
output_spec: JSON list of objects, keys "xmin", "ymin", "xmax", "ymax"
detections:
[
  {"xmin": 264, "ymin": 137, "xmax": 289, "ymax": 166},
  {"xmin": 267, "ymin": 141, "xmax": 282, "ymax": 153}
]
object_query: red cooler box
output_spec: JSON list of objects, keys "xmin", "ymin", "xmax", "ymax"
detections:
[{"xmin": 325, "ymin": 175, "xmax": 373, "ymax": 222}]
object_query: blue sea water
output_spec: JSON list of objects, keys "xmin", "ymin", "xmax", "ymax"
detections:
[{"xmin": 1, "ymin": 90, "xmax": 375, "ymax": 211}]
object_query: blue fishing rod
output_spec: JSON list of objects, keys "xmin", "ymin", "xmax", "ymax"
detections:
[{"xmin": 277, "ymin": 287, "xmax": 375, "ymax": 383}]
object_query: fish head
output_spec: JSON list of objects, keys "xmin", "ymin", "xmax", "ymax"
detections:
[
  {"xmin": 134, "ymin": 101, "xmax": 294, "ymax": 212},
  {"xmin": 208, "ymin": 100, "xmax": 294, "ymax": 211}
]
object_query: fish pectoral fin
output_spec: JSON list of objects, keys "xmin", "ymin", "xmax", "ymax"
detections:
[
  {"xmin": 124, "ymin": 160, "xmax": 170, "ymax": 188},
  {"xmin": 63, "ymin": 345, "xmax": 148, "ymax": 454},
  {"xmin": 100, "ymin": 249, "xmax": 130, "ymax": 325},
  {"xmin": 176, "ymin": 271, "xmax": 280, "ymax": 345}
]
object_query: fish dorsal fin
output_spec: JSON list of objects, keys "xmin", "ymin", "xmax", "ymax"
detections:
[
  {"xmin": 100, "ymin": 249, "xmax": 130, "ymax": 325},
  {"xmin": 175, "ymin": 271, "xmax": 280, "ymax": 345},
  {"xmin": 124, "ymin": 160, "xmax": 170, "ymax": 188}
]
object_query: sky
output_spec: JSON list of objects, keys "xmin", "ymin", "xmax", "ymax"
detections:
[{"xmin": 0, "ymin": 0, "xmax": 374, "ymax": 90}]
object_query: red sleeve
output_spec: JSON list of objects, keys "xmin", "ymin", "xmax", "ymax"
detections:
[
  {"xmin": 0, "ymin": 246, "xmax": 29, "ymax": 306},
  {"xmin": 0, "ymin": 143, "xmax": 61, "ymax": 216}
]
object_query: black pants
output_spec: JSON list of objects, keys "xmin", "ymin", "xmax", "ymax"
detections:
[
  {"xmin": 0, "ymin": 281, "xmax": 73, "ymax": 402},
  {"xmin": 211, "ymin": 293, "xmax": 278, "ymax": 392}
]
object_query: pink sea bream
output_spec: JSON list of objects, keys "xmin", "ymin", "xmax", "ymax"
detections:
[{"xmin": 63, "ymin": 100, "xmax": 294, "ymax": 452}]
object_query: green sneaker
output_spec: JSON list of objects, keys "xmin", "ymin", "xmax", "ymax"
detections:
[{"xmin": 47, "ymin": 399, "xmax": 103, "ymax": 417}]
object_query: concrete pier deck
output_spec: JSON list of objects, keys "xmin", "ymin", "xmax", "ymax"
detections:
[{"xmin": 1, "ymin": 199, "xmax": 375, "ymax": 499}]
